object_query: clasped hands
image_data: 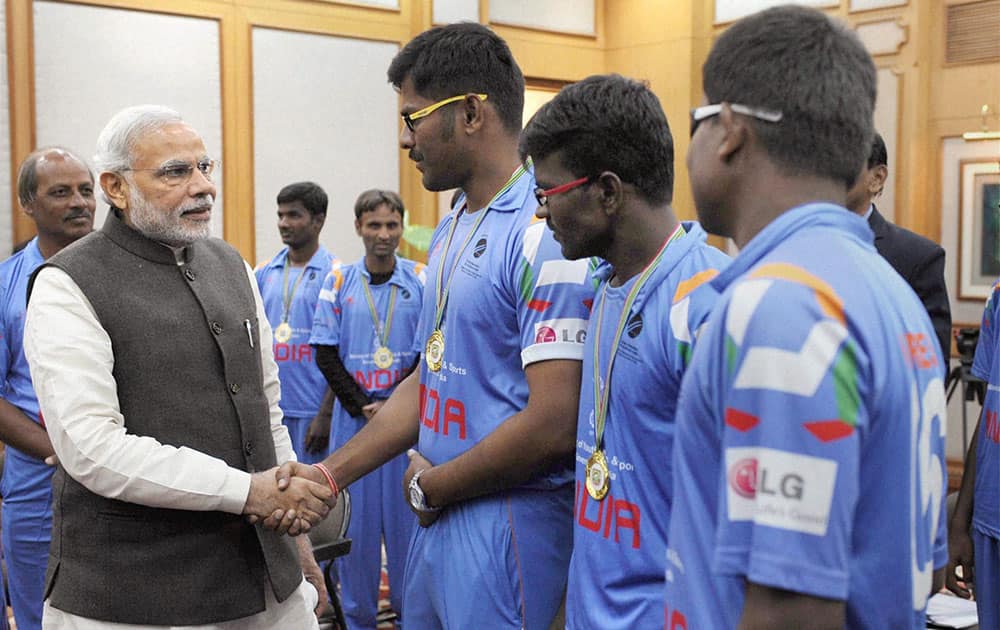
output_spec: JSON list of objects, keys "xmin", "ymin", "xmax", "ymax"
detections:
[{"xmin": 243, "ymin": 464, "xmax": 334, "ymax": 536}]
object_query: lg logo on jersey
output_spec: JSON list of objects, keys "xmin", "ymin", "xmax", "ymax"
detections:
[
  {"xmin": 727, "ymin": 458, "xmax": 804, "ymax": 501},
  {"xmin": 724, "ymin": 447, "xmax": 836, "ymax": 536}
]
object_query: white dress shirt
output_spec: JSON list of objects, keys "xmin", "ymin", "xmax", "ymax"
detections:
[{"xmin": 23, "ymin": 261, "xmax": 296, "ymax": 516}]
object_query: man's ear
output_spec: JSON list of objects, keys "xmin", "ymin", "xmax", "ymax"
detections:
[
  {"xmin": 100, "ymin": 172, "xmax": 129, "ymax": 209},
  {"xmin": 461, "ymin": 94, "xmax": 486, "ymax": 133},
  {"xmin": 355, "ymin": 217, "xmax": 363, "ymax": 237},
  {"xmin": 716, "ymin": 104, "xmax": 749, "ymax": 163},
  {"xmin": 595, "ymin": 171, "xmax": 626, "ymax": 215},
  {"xmin": 869, "ymin": 164, "xmax": 888, "ymax": 197}
]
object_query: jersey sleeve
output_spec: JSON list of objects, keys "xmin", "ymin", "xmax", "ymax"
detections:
[
  {"xmin": 669, "ymin": 267, "xmax": 723, "ymax": 368},
  {"xmin": 512, "ymin": 221, "xmax": 595, "ymax": 367},
  {"xmin": 712, "ymin": 275, "xmax": 867, "ymax": 602},
  {"xmin": 309, "ymin": 262, "xmax": 346, "ymax": 347},
  {"xmin": 0, "ymin": 279, "xmax": 11, "ymax": 388},
  {"xmin": 972, "ymin": 279, "xmax": 999, "ymax": 382}
]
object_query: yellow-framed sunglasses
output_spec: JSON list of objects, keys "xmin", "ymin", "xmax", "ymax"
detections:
[{"xmin": 402, "ymin": 93, "xmax": 488, "ymax": 132}]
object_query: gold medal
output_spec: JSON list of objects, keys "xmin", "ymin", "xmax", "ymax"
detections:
[
  {"xmin": 273, "ymin": 321, "xmax": 293, "ymax": 343},
  {"xmin": 425, "ymin": 329, "xmax": 445, "ymax": 372},
  {"xmin": 373, "ymin": 346, "xmax": 394, "ymax": 369},
  {"xmin": 585, "ymin": 450, "xmax": 610, "ymax": 500}
]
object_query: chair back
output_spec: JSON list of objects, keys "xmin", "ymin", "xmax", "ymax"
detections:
[{"xmin": 309, "ymin": 487, "xmax": 351, "ymax": 549}]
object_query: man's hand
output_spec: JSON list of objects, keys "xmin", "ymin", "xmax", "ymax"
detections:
[
  {"xmin": 244, "ymin": 467, "xmax": 331, "ymax": 536},
  {"xmin": 945, "ymin": 525, "xmax": 975, "ymax": 598},
  {"xmin": 258, "ymin": 462, "xmax": 332, "ymax": 535},
  {"xmin": 362, "ymin": 400, "xmax": 385, "ymax": 421},
  {"xmin": 304, "ymin": 413, "xmax": 331, "ymax": 455},
  {"xmin": 44, "ymin": 454, "xmax": 59, "ymax": 467},
  {"xmin": 296, "ymin": 536, "xmax": 329, "ymax": 618},
  {"xmin": 403, "ymin": 449, "xmax": 440, "ymax": 528}
]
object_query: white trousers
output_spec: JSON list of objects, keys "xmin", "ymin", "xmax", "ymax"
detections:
[{"xmin": 42, "ymin": 578, "xmax": 320, "ymax": 630}]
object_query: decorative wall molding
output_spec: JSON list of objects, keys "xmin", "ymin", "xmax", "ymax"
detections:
[
  {"xmin": 490, "ymin": 0, "xmax": 595, "ymax": 36},
  {"xmin": 856, "ymin": 18, "xmax": 908, "ymax": 56},
  {"xmin": 849, "ymin": 0, "xmax": 907, "ymax": 12}
]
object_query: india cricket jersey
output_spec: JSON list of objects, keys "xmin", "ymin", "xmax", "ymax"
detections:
[
  {"xmin": 413, "ymin": 167, "xmax": 594, "ymax": 488},
  {"xmin": 310, "ymin": 256, "xmax": 425, "ymax": 422},
  {"xmin": 0, "ymin": 237, "xmax": 54, "ymax": 630},
  {"xmin": 567, "ymin": 222, "xmax": 728, "ymax": 630},
  {"xmin": 255, "ymin": 246, "xmax": 334, "ymax": 418},
  {"xmin": 664, "ymin": 204, "xmax": 948, "ymax": 629},
  {"xmin": 972, "ymin": 278, "xmax": 999, "ymax": 539},
  {"xmin": 0, "ymin": 237, "xmax": 51, "ymax": 503}
]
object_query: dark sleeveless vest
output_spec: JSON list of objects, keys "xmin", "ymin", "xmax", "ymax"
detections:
[{"xmin": 28, "ymin": 210, "xmax": 301, "ymax": 625}]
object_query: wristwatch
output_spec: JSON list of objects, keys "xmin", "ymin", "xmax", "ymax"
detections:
[{"xmin": 407, "ymin": 469, "xmax": 441, "ymax": 513}]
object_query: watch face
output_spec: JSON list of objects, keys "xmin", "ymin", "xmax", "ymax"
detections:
[{"xmin": 408, "ymin": 483, "xmax": 423, "ymax": 509}]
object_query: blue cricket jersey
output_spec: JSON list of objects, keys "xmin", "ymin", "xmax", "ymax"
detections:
[
  {"xmin": 971, "ymin": 278, "xmax": 999, "ymax": 540},
  {"xmin": 0, "ymin": 237, "xmax": 53, "ymax": 516},
  {"xmin": 664, "ymin": 205, "xmax": 948, "ymax": 629},
  {"xmin": 566, "ymin": 222, "xmax": 728, "ymax": 630},
  {"xmin": 309, "ymin": 256, "xmax": 425, "ymax": 429},
  {"xmin": 255, "ymin": 246, "xmax": 334, "ymax": 418},
  {"xmin": 413, "ymin": 167, "xmax": 594, "ymax": 489}
]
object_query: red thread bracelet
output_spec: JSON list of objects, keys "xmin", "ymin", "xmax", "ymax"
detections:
[{"xmin": 312, "ymin": 463, "xmax": 339, "ymax": 499}]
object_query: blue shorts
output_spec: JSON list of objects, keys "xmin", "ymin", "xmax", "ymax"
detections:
[
  {"xmin": 973, "ymin": 527, "xmax": 998, "ymax": 630},
  {"xmin": 335, "ymin": 450, "xmax": 413, "ymax": 629},
  {"xmin": 2, "ymin": 500, "xmax": 50, "ymax": 630},
  {"xmin": 402, "ymin": 486, "xmax": 572, "ymax": 630}
]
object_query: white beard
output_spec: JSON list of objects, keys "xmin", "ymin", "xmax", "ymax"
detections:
[{"xmin": 128, "ymin": 187, "xmax": 214, "ymax": 247}]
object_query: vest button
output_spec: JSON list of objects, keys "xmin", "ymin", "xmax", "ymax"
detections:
[
  {"xmin": 184, "ymin": 268, "xmax": 196, "ymax": 281},
  {"xmin": 229, "ymin": 383, "xmax": 241, "ymax": 394},
  {"xmin": 244, "ymin": 441, "xmax": 254, "ymax": 455},
  {"xmin": 211, "ymin": 321, "xmax": 223, "ymax": 335}
]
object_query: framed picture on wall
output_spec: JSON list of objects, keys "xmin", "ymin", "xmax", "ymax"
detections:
[{"xmin": 958, "ymin": 158, "xmax": 1000, "ymax": 300}]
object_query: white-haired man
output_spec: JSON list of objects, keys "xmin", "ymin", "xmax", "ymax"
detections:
[{"xmin": 23, "ymin": 105, "xmax": 333, "ymax": 628}]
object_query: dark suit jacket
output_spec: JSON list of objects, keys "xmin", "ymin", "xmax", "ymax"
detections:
[{"xmin": 869, "ymin": 206, "xmax": 952, "ymax": 376}]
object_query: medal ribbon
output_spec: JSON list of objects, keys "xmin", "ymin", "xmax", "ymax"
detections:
[
  {"xmin": 280, "ymin": 261, "xmax": 309, "ymax": 324},
  {"xmin": 361, "ymin": 275, "xmax": 398, "ymax": 348},
  {"xmin": 431, "ymin": 163, "xmax": 529, "ymax": 331},
  {"xmin": 591, "ymin": 223, "xmax": 685, "ymax": 450}
]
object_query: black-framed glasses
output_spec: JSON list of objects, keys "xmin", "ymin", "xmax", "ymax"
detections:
[
  {"xmin": 534, "ymin": 175, "xmax": 595, "ymax": 207},
  {"xmin": 123, "ymin": 158, "xmax": 218, "ymax": 187},
  {"xmin": 402, "ymin": 93, "xmax": 488, "ymax": 132},
  {"xmin": 690, "ymin": 103, "xmax": 783, "ymax": 138}
]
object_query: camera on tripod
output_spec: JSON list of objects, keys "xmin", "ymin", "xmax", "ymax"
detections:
[
  {"xmin": 955, "ymin": 328, "xmax": 979, "ymax": 367},
  {"xmin": 948, "ymin": 327, "xmax": 985, "ymax": 404}
]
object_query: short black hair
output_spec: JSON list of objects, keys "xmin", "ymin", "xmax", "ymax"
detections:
[
  {"xmin": 277, "ymin": 182, "xmax": 328, "ymax": 217},
  {"xmin": 354, "ymin": 189, "xmax": 405, "ymax": 220},
  {"xmin": 703, "ymin": 5, "xmax": 876, "ymax": 188},
  {"xmin": 520, "ymin": 74, "xmax": 674, "ymax": 205},
  {"xmin": 868, "ymin": 131, "xmax": 887, "ymax": 169},
  {"xmin": 387, "ymin": 23, "xmax": 525, "ymax": 134}
]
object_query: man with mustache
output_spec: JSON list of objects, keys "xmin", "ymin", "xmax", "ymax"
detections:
[
  {"xmin": 255, "ymin": 182, "xmax": 336, "ymax": 464},
  {"xmin": 22, "ymin": 105, "xmax": 333, "ymax": 628},
  {"xmin": 270, "ymin": 23, "xmax": 593, "ymax": 629},
  {"xmin": 309, "ymin": 189, "xmax": 424, "ymax": 629},
  {"xmin": 0, "ymin": 147, "xmax": 94, "ymax": 630}
]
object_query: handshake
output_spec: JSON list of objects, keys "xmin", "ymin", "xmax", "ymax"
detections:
[{"xmin": 242, "ymin": 462, "xmax": 335, "ymax": 536}]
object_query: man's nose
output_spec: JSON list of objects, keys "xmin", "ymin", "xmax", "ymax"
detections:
[{"xmin": 188, "ymin": 166, "xmax": 217, "ymax": 198}]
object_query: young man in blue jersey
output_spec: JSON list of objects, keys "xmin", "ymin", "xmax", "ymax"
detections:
[
  {"xmin": 268, "ymin": 22, "xmax": 593, "ymax": 629},
  {"xmin": 309, "ymin": 189, "xmax": 424, "ymax": 630},
  {"xmin": 520, "ymin": 74, "xmax": 729, "ymax": 629},
  {"xmin": 0, "ymin": 147, "xmax": 94, "ymax": 630},
  {"xmin": 256, "ymin": 181, "xmax": 336, "ymax": 464},
  {"xmin": 663, "ymin": 6, "xmax": 947, "ymax": 629},
  {"xmin": 947, "ymin": 280, "xmax": 999, "ymax": 629}
]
